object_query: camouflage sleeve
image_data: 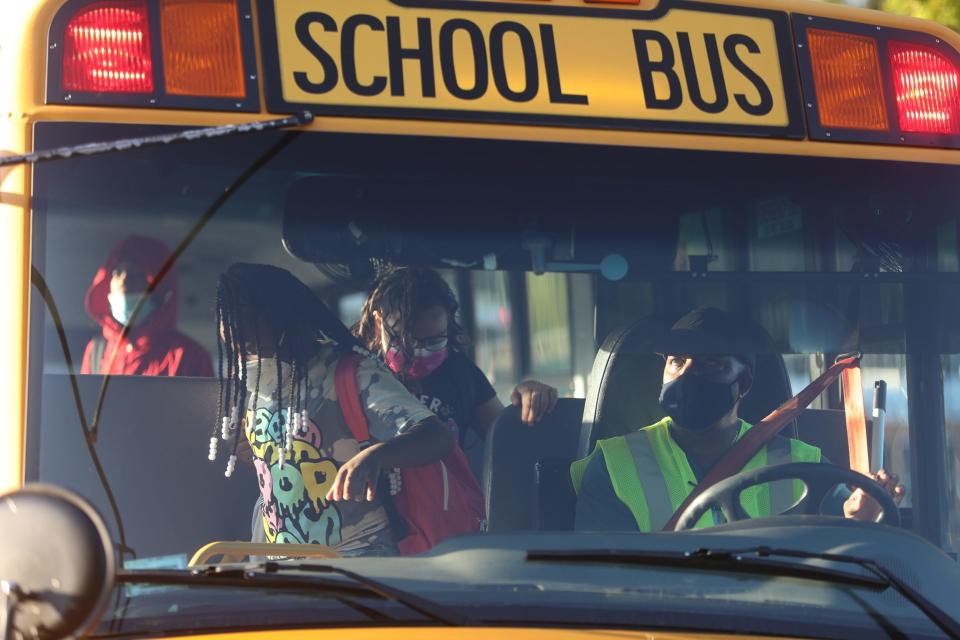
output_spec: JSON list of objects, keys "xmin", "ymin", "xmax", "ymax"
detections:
[{"xmin": 355, "ymin": 357, "xmax": 436, "ymax": 442}]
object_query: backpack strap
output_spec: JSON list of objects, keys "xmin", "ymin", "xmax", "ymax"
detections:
[
  {"xmin": 335, "ymin": 352, "xmax": 370, "ymax": 442},
  {"xmin": 335, "ymin": 352, "xmax": 410, "ymax": 539}
]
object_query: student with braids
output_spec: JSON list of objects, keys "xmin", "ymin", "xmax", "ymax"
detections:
[
  {"xmin": 356, "ymin": 267, "xmax": 558, "ymax": 478},
  {"xmin": 210, "ymin": 263, "xmax": 452, "ymax": 556}
]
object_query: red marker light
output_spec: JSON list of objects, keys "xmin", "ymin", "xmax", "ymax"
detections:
[
  {"xmin": 62, "ymin": 0, "xmax": 154, "ymax": 94},
  {"xmin": 889, "ymin": 40, "xmax": 960, "ymax": 135}
]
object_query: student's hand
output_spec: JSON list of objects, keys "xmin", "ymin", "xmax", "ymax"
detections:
[
  {"xmin": 843, "ymin": 468, "xmax": 906, "ymax": 521},
  {"xmin": 326, "ymin": 444, "xmax": 384, "ymax": 503},
  {"xmin": 510, "ymin": 381, "xmax": 558, "ymax": 425}
]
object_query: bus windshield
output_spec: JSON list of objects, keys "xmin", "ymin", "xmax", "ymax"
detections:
[{"xmin": 26, "ymin": 123, "xmax": 960, "ymax": 634}]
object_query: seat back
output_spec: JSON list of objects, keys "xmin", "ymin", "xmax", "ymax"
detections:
[
  {"xmin": 32, "ymin": 374, "xmax": 255, "ymax": 559},
  {"xmin": 483, "ymin": 398, "xmax": 585, "ymax": 533},
  {"xmin": 579, "ymin": 318, "xmax": 795, "ymax": 459},
  {"xmin": 796, "ymin": 408, "xmax": 854, "ymax": 468},
  {"xmin": 578, "ymin": 318, "xmax": 667, "ymax": 458}
]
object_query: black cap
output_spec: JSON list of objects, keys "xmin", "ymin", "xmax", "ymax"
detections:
[{"xmin": 654, "ymin": 307, "xmax": 764, "ymax": 371}]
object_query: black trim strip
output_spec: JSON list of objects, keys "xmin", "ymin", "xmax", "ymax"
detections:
[
  {"xmin": 46, "ymin": 0, "xmax": 262, "ymax": 112},
  {"xmin": 257, "ymin": 0, "xmax": 806, "ymax": 140}
]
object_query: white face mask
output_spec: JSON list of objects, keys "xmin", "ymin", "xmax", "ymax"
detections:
[
  {"xmin": 107, "ymin": 292, "xmax": 155, "ymax": 325},
  {"xmin": 241, "ymin": 357, "xmax": 295, "ymax": 395}
]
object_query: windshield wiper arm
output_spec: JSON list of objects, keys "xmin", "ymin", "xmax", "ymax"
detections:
[
  {"xmin": 246, "ymin": 561, "xmax": 471, "ymax": 626},
  {"xmin": 736, "ymin": 546, "xmax": 960, "ymax": 640},
  {"xmin": 528, "ymin": 546, "xmax": 960, "ymax": 640},
  {"xmin": 0, "ymin": 112, "xmax": 312, "ymax": 167},
  {"xmin": 116, "ymin": 568, "xmax": 397, "ymax": 625},
  {"xmin": 527, "ymin": 548, "xmax": 888, "ymax": 590}
]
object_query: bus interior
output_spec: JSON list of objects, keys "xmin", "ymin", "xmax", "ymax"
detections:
[{"xmin": 26, "ymin": 122, "xmax": 960, "ymax": 561}]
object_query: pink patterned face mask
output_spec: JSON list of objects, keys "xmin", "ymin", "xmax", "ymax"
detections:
[{"xmin": 385, "ymin": 347, "xmax": 449, "ymax": 379}]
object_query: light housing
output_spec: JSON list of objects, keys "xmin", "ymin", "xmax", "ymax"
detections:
[
  {"xmin": 889, "ymin": 40, "xmax": 960, "ymax": 135},
  {"xmin": 796, "ymin": 14, "xmax": 960, "ymax": 148},
  {"xmin": 61, "ymin": 0, "xmax": 154, "ymax": 94},
  {"xmin": 49, "ymin": 0, "xmax": 258, "ymax": 111}
]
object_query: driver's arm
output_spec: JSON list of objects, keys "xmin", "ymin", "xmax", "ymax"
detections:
[
  {"xmin": 574, "ymin": 451, "xmax": 639, "ymax": 531},
  {"xmin": 816, "ymin": 456, "xmax": 905, "ymax": 519}
]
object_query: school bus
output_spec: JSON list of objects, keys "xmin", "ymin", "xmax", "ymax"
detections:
[{"xmin": 3, "ymin": 0, "xmax": 960, "ymax": 638}]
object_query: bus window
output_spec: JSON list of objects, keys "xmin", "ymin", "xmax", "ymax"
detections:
[
  {"xmin": 337, "ymin": 291, "xmax": 367, "ymax": 328},
  {"xmin": 471, "ymin": 270, "xmax": 515, "ymax": 393},
  {"xmin": 525, "ymin": 272, "xmax": 572, "ymax": 376},
  {"xmin": 750, "ymin": 197, "xmax": 807, "ymax": 272},
  {"xmin": 942, "ymin": 354, "xmax": 960, "ymax": 553},
  {"xmin": 938, "ymin": 220, "xmax": 960, "ymax": 272}
]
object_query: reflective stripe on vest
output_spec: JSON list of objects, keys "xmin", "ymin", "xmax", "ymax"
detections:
[{"xmin": 575, "ymin": 418, "xmax": 821, "ymax": 532}]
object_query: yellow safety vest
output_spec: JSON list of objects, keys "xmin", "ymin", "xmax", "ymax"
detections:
[{"xmin": 570, "ymin": 418, "xmax": 821, "ymax": 532}]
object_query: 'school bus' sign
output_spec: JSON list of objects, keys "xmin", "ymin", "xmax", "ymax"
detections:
[{"xmin": 261, "ymin": 0, "xmax": 803, "ymax": 137}]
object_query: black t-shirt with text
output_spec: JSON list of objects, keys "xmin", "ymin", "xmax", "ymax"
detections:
[{"xmin": 410, "ymin": 350, "xmax": 498, "ymax": 453}]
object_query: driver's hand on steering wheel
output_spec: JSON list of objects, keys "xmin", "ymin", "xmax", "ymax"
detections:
[{"xmin": 843, "ymin": 469, "xmax": 906, "ymax": 521}]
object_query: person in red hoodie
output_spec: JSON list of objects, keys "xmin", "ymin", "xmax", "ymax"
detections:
[{"xmin": 81, "ymin": 236, "xmax": 213, "ymax": 376}]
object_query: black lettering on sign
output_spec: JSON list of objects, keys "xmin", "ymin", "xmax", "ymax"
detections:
[
  {"xmin": 342, "ymin": 15, "xmax": 387, "ymax": 97},
  {"xmin": 724, "ymin": 34, "xmax": 774, "ymax": 116},
  {"xmin": 294, "ymin": 12, "xmax": 339, "ymax": 94},
  {"xmin": 633, "ymin": 30, "xmax": 682, "ymax": 110},
  {"xmin": 539, "ymin": 25, "xmax": 588, "ymax": 105},
  {"xmin": 439, "ymin": 19, "xmax": 488, "ymax": 100},
  {"xmin": 677, "ymin": 32, "xmax": 728, "ymax": 114},
  {"xmin": 490, "ymin": 22, "xmax": 539, "ymax": 103},
  {"xmin": 386, "ymin": 17, "xmax": 436, "ymax": 98}
]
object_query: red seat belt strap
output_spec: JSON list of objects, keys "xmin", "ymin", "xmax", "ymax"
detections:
[
  {"xmin": 662, "ymin": 354, "xmax": 862, "ymax": 531},
  {"xmin": 842, "ymin": 365, "xmax": 869, "ymax": 474}
]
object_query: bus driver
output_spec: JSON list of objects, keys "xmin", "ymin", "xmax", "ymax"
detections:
[{"xmin": 571, "ymin": 307, "xmax": 906, "ymax": 532}]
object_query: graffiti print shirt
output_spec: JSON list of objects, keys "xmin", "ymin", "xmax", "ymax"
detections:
[{"xmin": 244, "ymin": 349, "xmax": 435, "ymax": 555}]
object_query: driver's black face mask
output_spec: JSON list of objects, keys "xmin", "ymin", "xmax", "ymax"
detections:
[{"xmin": 659, "ymin": 373, "xmax": 740, "ymax": 431}]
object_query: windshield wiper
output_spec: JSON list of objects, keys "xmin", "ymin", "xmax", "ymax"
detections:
[
  {"xmin": 119, "ymin": 561, "xmax": 470, "ymax": 627},
  {"xmin": 0, "ymin": 113, "xmax": 312, "ymax": 167},
  {"xmin": 528, "ymin": 546, "xmax": 960, "ymax": 640},
  {"xmin": 116, "ymin": 568, "xmax": 397, "ymax": 625}
]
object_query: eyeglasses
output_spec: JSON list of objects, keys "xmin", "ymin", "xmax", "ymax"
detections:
[{"xmin": 384, "ymin": 324, "xmax": 449, "ymax": 353}]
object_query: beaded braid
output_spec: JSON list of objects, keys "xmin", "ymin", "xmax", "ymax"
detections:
[
  {"xmin": 250, "ymin": 322, "xmax": 263, "ymax": 446},
  {"xmin": 284, "ymin": 348, "xmax": 298, "ymax": 461},
  {"xmin": 273, "ymin": 322, "xmax": 285, "ymax": 468},
  {"xmin": 209, "ymin": 289, "xmax": 226, "ymax": 462},
  {"xmin": 212, "ymin": 263, "xmax": 369, "ymax": 480},
  {"xmin": 226, "ymin": 295, "xmax": 250, "ymax": 478},
  {"xmin": 211, "ymin": 283, "xmax": 237, "ymax": 462}
]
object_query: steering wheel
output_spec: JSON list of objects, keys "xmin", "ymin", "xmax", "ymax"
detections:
[{"xmin": 672, "ymin": 462, "xmax": 900, "ymax": 531}]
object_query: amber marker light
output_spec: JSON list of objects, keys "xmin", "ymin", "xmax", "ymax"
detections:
[
  {"xmin": 160, "ymin": 0, "xmax": 246, "ymax": 98},
  {"xmin": 807, "ymin": 28, "xmax": 889, "ymax": 131}
]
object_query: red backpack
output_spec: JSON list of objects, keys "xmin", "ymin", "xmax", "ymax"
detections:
[{"xmin": 334, "ymin": 353, "xmax": 486, "ymax": 554}]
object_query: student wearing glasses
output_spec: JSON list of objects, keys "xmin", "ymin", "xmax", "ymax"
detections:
[{"xmin": 356, "ymin": 267, "xmax": 557, "ymax": 479}]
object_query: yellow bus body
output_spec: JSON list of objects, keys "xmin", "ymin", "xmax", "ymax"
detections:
[{"xmin": 155, "ymin": 629, "xmax": 796, "ymax": 640}]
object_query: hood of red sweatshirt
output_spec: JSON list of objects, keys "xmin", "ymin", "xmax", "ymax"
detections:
[{"xmin": 84, "ymin": 236, "xmax": 179, "ymax": 343}]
